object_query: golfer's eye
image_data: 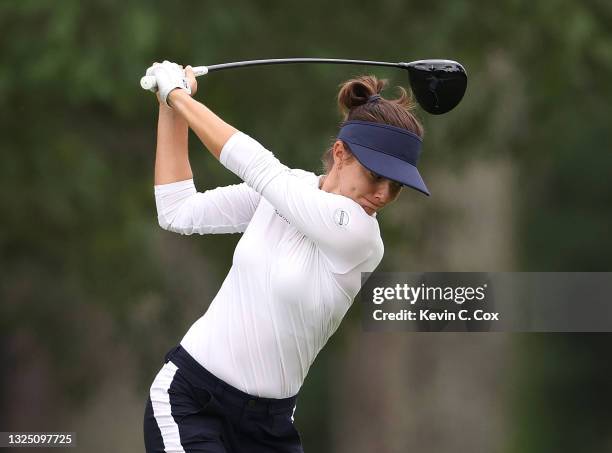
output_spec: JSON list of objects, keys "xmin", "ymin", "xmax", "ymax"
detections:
[{"xmin": 369, "ymin": 171, "xmax": 383, "ymax": 181}]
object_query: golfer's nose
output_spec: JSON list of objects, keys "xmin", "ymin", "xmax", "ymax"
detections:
[{"xmin": 374, "ymin": 181, "xmax": 393, "ymax": 204}]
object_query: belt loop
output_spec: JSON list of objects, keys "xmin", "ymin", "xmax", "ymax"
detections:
[
  {"xmin": 239, "ymin": 397, "xmax": 249, "ymax": 419},
  {"xmin": 214, "ymin": 382, "xmax": 225, "ymax": 402}
]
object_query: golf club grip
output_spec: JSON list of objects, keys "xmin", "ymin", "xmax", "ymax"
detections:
[{"xmin": 139, "ymin": 66, "xmax": 209, "ymax": 91}]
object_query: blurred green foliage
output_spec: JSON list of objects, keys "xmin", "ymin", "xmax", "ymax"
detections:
[{"xmin": 1, "ymin": 1, "xmax": 612, "ymax": 451}]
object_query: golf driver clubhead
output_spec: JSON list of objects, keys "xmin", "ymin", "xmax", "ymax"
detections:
[
  {"xmin": 401, "ymin": 60, "xmax": 467, "ymax": 115},
  {"xmin": 140, "ymin": 58, "xmax": 467, "ymax": 114}
]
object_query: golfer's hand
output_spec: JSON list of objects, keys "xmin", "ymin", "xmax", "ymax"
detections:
[
  {"xmin": 184, "ymin": 66, "xmax": 197, "ymax": 96},
  {"xmin": 145, "ymin": 61, "xmax": 193, "ymax": 107}
]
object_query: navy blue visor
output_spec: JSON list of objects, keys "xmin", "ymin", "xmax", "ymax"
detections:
[{"xmin": 337, "ymin": 120, "xmax": 429, "ymax": 196}]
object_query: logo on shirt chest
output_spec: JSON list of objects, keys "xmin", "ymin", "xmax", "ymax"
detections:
[{"xmin": 333, "ymin": 209, "xmax": 350, "ymax": 227}]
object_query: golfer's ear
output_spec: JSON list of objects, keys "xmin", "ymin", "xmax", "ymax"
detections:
[{"xmin": 332, "ymin": 140, "xmax": 350, "ymax": 165}]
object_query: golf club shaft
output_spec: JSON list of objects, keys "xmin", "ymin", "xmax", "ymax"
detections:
[{"xmin": 140, "ymin": 58, "xmax": 407, "ymax": 91}]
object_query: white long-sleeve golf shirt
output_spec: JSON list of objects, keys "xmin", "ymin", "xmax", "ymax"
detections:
[{"xmin": 154, "ymin": 131, "xmax": 384, "ymax": 398}]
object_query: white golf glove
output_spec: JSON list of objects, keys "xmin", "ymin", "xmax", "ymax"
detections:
[{"xmin": 145, "ymin": 60, "xmax": 191, "ymax": 107}]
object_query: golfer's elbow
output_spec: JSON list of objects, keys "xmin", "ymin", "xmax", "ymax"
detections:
[
  {"xmin": 157, "ymin": 213, "xmax": 174, "ymax": 232},
  {"xmin": 156, "ymin": 202, "xmax": 193, "ymax": 234},
  {"xmin": 154, "ymin": 179, "xmax": 197, "ymax": 234},
  {"xmin": 157, "ymin": 213, "xmax": 195, "ymax": 235}
]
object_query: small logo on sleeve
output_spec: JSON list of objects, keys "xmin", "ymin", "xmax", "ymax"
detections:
[
  {"xmin": 333, "ymin": 209, "xmax": 350, "ymax": 227},
  {"xmin": 275, "ymin": 209, "xmax": 291, "ymax": 224}
]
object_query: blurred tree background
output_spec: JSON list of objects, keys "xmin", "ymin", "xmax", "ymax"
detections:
[{"xmin": 1, "ymin": 0, "xmax": 611, "ymax": 452}]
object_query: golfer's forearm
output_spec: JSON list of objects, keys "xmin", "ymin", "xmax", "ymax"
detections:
[
  {"xmin": 169, "ymin": 90, "xmax": 237, "ymax": 160},
  {"xmin": 155, "ymin": 104, "xmax": 193, "ymax": 185}
]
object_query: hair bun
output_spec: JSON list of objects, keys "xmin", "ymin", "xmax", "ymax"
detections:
[
  {"xmin": 337, "ymin": 75, "xmax": 386, "ymax": 114},
  {"xmin": 336, "ymin": 74, "xmax": 419, "ymax": 119}
]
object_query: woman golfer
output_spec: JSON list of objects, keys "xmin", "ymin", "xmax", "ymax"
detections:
[{"xmin": 143, "ymin": 60, "xmax": 429, "ymax": 453}]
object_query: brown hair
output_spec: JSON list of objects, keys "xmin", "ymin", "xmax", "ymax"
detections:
[{"xmin": 321, "ymin": 75, "xmax": 424, "ymax": 173}]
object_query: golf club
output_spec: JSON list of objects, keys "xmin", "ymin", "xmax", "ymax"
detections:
[{"xmin": 140, "ymin": 58, "xmax": 467, "ymax": 115}]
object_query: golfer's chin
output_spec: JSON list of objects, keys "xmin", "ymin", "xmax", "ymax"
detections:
[{"xmin": 361, "ymin": 205, "xmax": 377, "ymax": 216}]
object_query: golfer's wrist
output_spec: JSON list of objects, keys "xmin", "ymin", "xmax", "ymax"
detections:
[
  {"xmin": 159, "ymin": 104, "xmax": 185, "ymax": 131},
  {"xmin": 168, "ymin": 89, "xmax": 190, "ymax": 109},
  {"xmin": 159, "ymin": 100, "xmax": 174, "ymax": 114}
]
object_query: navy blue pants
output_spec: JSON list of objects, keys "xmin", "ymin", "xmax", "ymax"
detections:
[{"xmin": 143, "ymin": 345, "xmax": 303, "ymax": 453}]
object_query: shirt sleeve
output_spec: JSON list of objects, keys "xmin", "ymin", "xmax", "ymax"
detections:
[
  {"xmin": 154, "ymin": 178, "xmax": 261, "ymax": 235},
  {"xmin": 219, "ymin": 131, "xmax": 380, "ymax": 274}
]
